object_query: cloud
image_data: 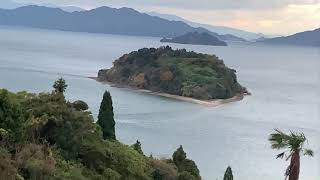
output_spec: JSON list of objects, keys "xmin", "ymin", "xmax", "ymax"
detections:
[
  {"xmin": 136, "ymin": 0, "xmax": 320, "ymax": 10},
  {"xmin": 0, "ymin": 0, "xmax": 25, "ymax": 9},
  {"xmin": 15, "ymin": 0, "xmax": 320, "ymax": 10},
  {"xmin": 150, "ymin": 2, "xmax": 320, "ymax": 35}
]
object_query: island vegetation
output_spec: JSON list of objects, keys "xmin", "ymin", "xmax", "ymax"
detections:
[
  {"xmin": 160, "ymin": 32, "xmax": 228, "ymax": 46},
  {"xmin": 0, "ymin": 79, "xmax": 202, "ymax": 180},
  {"xmin": 98, "ymin": 46, "xmax": 248, "ymax": 101}
]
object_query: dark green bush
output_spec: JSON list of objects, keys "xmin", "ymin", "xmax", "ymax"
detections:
[
  {"xmin": 72, "ymin": 100, "xmax": 89, "ymax": 111},
  {"xmin": 177, "ymin": 171, "xmax": 196, "ymax": 180}
]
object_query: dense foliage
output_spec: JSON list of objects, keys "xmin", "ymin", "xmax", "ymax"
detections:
[
  {"xmin": 0, "ymin": 79, "xmax": 203, "ymax": 180},
  {"xmin": 98, "ymin": 46, "xmax": 247, "ymax": 100},
  {"xmin": 173, "ymin": 146, "xmax": 201, "ymax": 180}
]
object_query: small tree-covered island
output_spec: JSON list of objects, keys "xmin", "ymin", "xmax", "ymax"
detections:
[
  {"xmin": 160, "ymin": 32, "xmax": 228, "ymax": 46},
  {"xmin": 98, "ymin": 46, "xmax": 249, "ymax": 104}
]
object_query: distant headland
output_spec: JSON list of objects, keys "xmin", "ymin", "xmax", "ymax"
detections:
[
  {"xmin": 259, "ymin": 28, "xmax": 320, "ymax": 46},
  {"xmin": 160, "ymin": 32, "xmax": 228, "ymax": 46}
]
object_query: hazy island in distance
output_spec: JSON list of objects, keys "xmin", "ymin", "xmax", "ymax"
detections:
[
  {"xmin": 97, "ymin": 46, "xmax": 249, "ymax": 104},
  {"xmin": 260, "ymin": 28, "xmax": 320, "ymax": 46},
  {"xmin": 160, "ymin": 32, "xmax": 228, "ymax": 46},
  {"xmin": 148, "ymin": 11, "xmax": 264, "ymax": 41}
]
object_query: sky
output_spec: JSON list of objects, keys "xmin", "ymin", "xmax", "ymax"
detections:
[{"xmin": 4, "ymin": 0, "xmax": 320, "ymax": 35}]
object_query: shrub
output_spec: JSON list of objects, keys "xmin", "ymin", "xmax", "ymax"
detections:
[
  {"xmin": 150, "ymin": 159, "xmax": 177, "ymax": 180},
  {"xmin": 102, "ymin": 168, "xmax": 121, "ymax": 180},
  {"xmin": 132, "ymin": 140, "xmax": 144, "ymax": 155},
  {"xmin": 0, "ymin": 89, "xmax": 25, "ymax": 141},
  {"xmin": 15, "ymin": 144, "xmax": 56, "ymax": 179},
  {"xmin": 173, "ymin": 146, "xmax": 201, "ymax": 180},
  {"xmin": 72, "ymin": 100, "xmax": 89, "ymax": 111},
  {"xmin": 0, "ymin": 148, "xmax": 17, "ymax": 180},
  {"xmin": 177, "ymin": 171, "xmax": 196, "ymax": 180}
]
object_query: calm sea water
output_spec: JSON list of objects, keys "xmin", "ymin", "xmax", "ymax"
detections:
[{"xmin": 0, "ymin": 27, "xmax": 319, "ymax": 180}]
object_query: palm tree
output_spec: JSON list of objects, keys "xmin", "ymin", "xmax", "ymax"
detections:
[{"xmin": 269, "ymin": 129, "xmax": 314, "ymax": 180}]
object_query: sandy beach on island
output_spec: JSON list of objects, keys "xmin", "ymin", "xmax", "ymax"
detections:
[
  {"xmin": 149, "ymin": 92, "xmax": 245, "ymax": 107},
  {"xmin": 90, "ymin": 77, "xmax": 248, "ymax": 107}
]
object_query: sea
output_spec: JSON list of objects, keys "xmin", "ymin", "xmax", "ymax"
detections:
[{"xmin": 0, "ymin": 26, "xmax": 319, "ymax": 180}]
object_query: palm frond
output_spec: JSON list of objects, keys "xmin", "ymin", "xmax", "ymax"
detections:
[
  {"xmin": 303, "ymin": 149, "xmax": 314, "ymax": 157},
  {"xmin": 269, "ymin": 129, "xmax": 290, "ymax": 150},
  {"xmin": 276, "ymin": 152, "xmax": 285, "ymax": 159},
  {"xmin": 269, "ymin": 129, "xmax": 312, "ymax": 152},
  {"xmin": 288, "ymin": 131, "xmax": 306, "ymax": 150},
  {"xmin": 269, "ymin": 128, "xmax": 314, "ymax": 163}
]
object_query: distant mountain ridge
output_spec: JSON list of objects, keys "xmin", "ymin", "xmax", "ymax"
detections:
[
  {"xmin": 148, "ymin": 12, "xmax": 264, "ymax": 41},
  {"xmin": 0, "ymin": 0, "xmax": 83, "ymax": 12},
  {"xmin": 260, "ymin": 28, "xmax": 320, "ymax": 46},
  {"xmin": 0, "ymin": 5, "xmax": 245, "ymax": 42}
]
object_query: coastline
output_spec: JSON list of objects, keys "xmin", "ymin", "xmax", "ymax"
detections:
[
  {"xmin": 150, "ymin": 92, "xmax": 245, "ymax": 107},
  {"xmin": 89, "ymin": 77, "xmax": 248, "ymax": 107}
]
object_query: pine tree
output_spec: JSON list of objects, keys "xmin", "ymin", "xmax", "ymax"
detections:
[
  {"xmin": 133, "ymin": 140, "xmax": 144, "ymax": 155},
  {"xmin": 53, "ymin": 78, "xmax": 68, "ymax": 93},
  {"xmin": 173, "ymin": 145, "xmax": 186, "ymax": 165},
  {"xmin": 223, "ymin": 166, "xmax": 233, "ymax": 180},
  {"xmin": 173, "ymin": 145, "xmax": 201, "ymax": 180},
  {"xmin": 97, "ymin": 91, "xmax": 116, "ymax": 140}
]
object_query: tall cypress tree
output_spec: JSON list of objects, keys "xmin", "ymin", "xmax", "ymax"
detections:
[
  {"xmin": 97, "ymin": 91, "xmax": 116, "ymax": 140},
  {"xmin": 223, "ymin": 166, "xmax": 233, "ymax": 180}
]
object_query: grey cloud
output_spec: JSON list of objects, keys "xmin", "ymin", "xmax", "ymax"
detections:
[
  {"xmin": 11, "ymin": 0, "xmax": 320, "ymax": 10},
  {"xmin": 123, "ymin": 0, "xmax": 319, "ymax": 9}
]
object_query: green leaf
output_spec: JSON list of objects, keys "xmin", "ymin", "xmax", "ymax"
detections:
[{"xmin": 304, "ymin": 149, "xmax": 314, "ymax": 157}]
